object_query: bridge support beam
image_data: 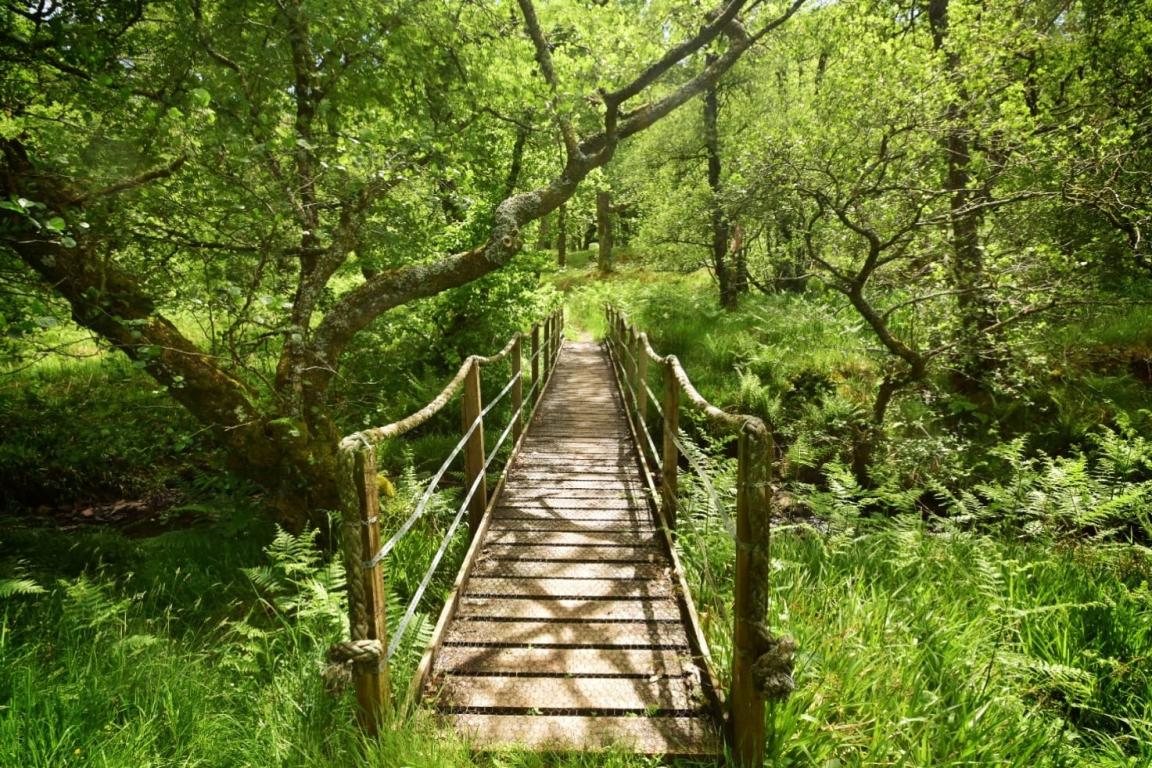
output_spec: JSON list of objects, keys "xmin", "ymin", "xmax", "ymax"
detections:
[
  {"xmin": 661, "ymin": 358, "xmax": 679, "ymax": 530},
  {"xmin": 462, "ymin": 359, "xmax": 488, "ymax": 541},
  {"xmin": 349, "ymin": 446, "xmax": 390, "ymax": 732},
  {"xmin": 731, "ymin": 430, "xmax": 773, "ymax": 767}
]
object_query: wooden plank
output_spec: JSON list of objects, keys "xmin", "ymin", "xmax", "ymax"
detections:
[
  {"xmin": 508, "ymin": 470, "xmax": 640, "ymax": 481},
  {"xmin": 501, "ymin": 489, "xmax": 649, "ymax": 500},
  {"xmin": 465, "ymin": 576, "xmax": 672, "ymax": 599},
  {"xmin": 471, "ymin": 559, "xmax": 666, "ymax": 580},
  {"xmin": 507, "ymin": 466, "xmax": 632, "ymax": 476},
  {"xmin": 435, "ymin": 675, "xmax": 701, "ymax": 711},
  {"xmin": 493, "ymin": 511, "xmax": 652, "ymax": 526},
  {"xmin": 516, "ymin": 453, "xmax": 637, "ymax": 463},
  {"xmin": 445, "ymin": 714, "xmax": 720, "ymax": 755},
  {"xmin": 443, "ymin": 619, "xmax": 690, "ymax": 648},
  {"xmin": 522, "ymin": 437, "xmax": 632, "ymax": 444},
  {"xmin": 485, "ymin": 530, "xmax": 659, "ymax": 547},
  {"xmin": 407, "ymin": 334, "xmax": 566, "ymax": 709},
  {"xmin": 457, "ymin": 597, "xmax": 682, "ymax": 622},
  {"xmin": 421, "ymin": 340, "xmax": 723, "ymax": 756},
  {"xmin": 525, "ymin": 437, "xmax": 631, "ymax": 444},
  {"xmin": 512, "ymin": 479, "xmax": 646, "ymax": 491},
  {"xmin": 434, "ymin": 646, "xmax": 689, "ymax": 677},
  {"xmin": 488, "ymin": 518, "xmax": 654, "ymax": 532},
  {"xmin": 495, "ymin": 498, "xmax": 643, "ymax": 511},
  {"xmin": 481, "ymin": 544, "xmax": 665, "ymax": 562}
]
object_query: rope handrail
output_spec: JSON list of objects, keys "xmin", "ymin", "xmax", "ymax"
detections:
[
  {"xmin": 365, "ymin": 363, "xmax": 523, "ymax": 568},
  {"xmin": 605, "ymin": 313, "xmax": 732, "ymax": 535},
  {"xmin": 667, "ymin": 355, "xmax": 768, "ymax": 438},
  {"xmin": 339, "ymin": 329, "xmax": 533, "ymax": 452},
  {"xmin": 603, "ymin": 302, "xmax": 790, "ymax": 751},
  {"xmin": 336, "ymin": 306, "xmax": 564, "ymax": 732},
  {"xmin": 608, "ymin": 305, "xmax": 769, "ymax": 439},
  {"xmin": 384, "ymin": 333, "xmax": 546, "ymax": 658},
  {"xmin": 638, "ymin": 331, "xmax": 664, "ymax": 365}
]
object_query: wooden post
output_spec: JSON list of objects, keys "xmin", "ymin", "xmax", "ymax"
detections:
[
  {"xmin": 661, "ymin": 358, "xmax": 680, "ymax": 529},
  {"xmin": 554, "ymin": 310, "xmax": 563, "ymax": 363},
  {"xmin": 731, "ymin": 430, "xmax": 772, "ymax": 767},
  {"xmin": 351, "ymin": 447, "xmax": 390, "ymax": 731},
  {"xmin": 511, "ymin": 334, "xmax": 524, "ymax": 444},
  {"xmin": 461, "ymin": 359, "xmax": 487, "ymax": 540},
  {"xmin": 531, "ymin": 324, "xmax": 541, "ymax": 403},
  {"xmin": 549, "ymin": 312, "xmax": 557, "ymax": 368},
  {"xmin": 635, "ymin": 332, "xmax": 648, "ymax": 426},
  {"xmin": 542, "ymin": 315, "xmax": 552, "ymax": 385},
  {"xmin": 607, "ymin": 308, "xmax": 615, "ymax": 354},
  {"xmin": 625, "ymin": 325, "xmax": 638, "ymax": 411}
]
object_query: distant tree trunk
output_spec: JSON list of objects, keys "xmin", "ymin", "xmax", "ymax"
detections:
[
  {"xmin": 536, "ymin": 213, "xmax": 552, "ymax": 250},
  {"xmin": 704, "ymin": 54, "xmax": 748, "ymax": 309},
  {"xmin": 597, "ymin": 190, "xmax": 614, "ymax": 273},
  {"xmin": 731, "ymin": 222, "xmax": 749, "ymax": 295},
  {"xmin": 929, "ymin": 0, "xmax": 999, "ymax": 390},
  {"xmin": 557, "ymin": 203, "xmax": 567, "ymax": 268},
  {"xmin": 705, "ymin": 54, "xmax": 736, "ymax": 308},
  {"xmin": 773, "ymin": 215, "xmax": 808, "ymax": 292}
]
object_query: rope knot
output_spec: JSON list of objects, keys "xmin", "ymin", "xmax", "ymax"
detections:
[
  {"xmin": 751, "ymin": 625, "xmax": 796, "ymax": 701},
  {"xmin": 326, "ymin": 638, "xmax": 383, "ymax": 665}
]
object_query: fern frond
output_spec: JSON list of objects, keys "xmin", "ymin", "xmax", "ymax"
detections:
[{"xmin": 0, "ymin": 577, "xmax": 45, "ymax": 599}]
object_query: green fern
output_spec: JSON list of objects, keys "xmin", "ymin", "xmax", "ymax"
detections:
[
  {"xmin": 242, "ymin": 526, "xmax": 347, "ymax": 639},
  {"xmin": 0, "ymin": 577, "xmax": 45, "ymax": 599},
  {"xmin": 60, "ymin": 575, "xmax": 134, "ymax": 631}
]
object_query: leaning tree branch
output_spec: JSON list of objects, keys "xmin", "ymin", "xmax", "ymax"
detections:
[
  {"xmin": 1, "ymin": 141, "xmax": 259, "ymax": 434},
  {"xmin": 517, "ymin": 0, "xmax": 582, "ymax": 162},
  {"xmin": 302, "ymin": 0, "xmax": 807, "ymax": 392},
  {"xmin": 71, "ymin": 155, "xmax": 187, "ymax": 204}
]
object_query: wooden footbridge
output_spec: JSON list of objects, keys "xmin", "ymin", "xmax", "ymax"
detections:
[{"xmin": 331, "ymin": 308, "xmax": 786, "ymax": 764}]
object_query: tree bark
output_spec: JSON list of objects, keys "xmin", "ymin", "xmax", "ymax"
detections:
[
  {"xmin": 929, "ymin": 0, "xmax": 999, "ymax": 390},
  {"xmin": 704, "ymin": 55, "xmax": 736, "ymax": 309},
  {"xmin": 2, "ymin": 0, "xmax": 807, "ymax": 533},
  {"xmin": 557, "ymin": 203, "xmax": 567, "ymax": 267},
  {"xmin": 536, "ymin": 212, "xmax": 552, "ymax": 250},
  {"xmin": 597, "ymin": 189, "xmax": 614, "ymax": 273}
]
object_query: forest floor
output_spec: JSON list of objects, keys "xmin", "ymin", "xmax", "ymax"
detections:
[{"xmin": 2, "ymin": 261, "xmax": 1151, "ymax": 767}]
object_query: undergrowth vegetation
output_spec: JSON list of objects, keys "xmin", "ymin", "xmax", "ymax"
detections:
[
  {"xmin": 563, "ymin": 267, "xmax": 1152, "ymax": 498},
  {"xmin": 675, "ymin": 437, "xmax": 1152, "ymax": 766},
  {"xmin": 3, "ymin": 262, "xmax": 1150, "ymax": 766}
]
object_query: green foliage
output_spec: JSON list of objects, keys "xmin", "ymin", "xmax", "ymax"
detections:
[
  {"xmin": 0, "ymin": 577, "xmax": 43, "ymax": 599},
  {"xmin": 335, "ymin": 250, "xmax": 557, "ymax": 432},
  {"xmin": 666, "ymin": 431, "xmax": 1152, "ymax": 765},
  {"xmin": 934, "ymin": 422, "xmax": 1152, "ymax": 544},
  {"xmin": 0, "ymin": 353, "xmax": 218, "ymax": 508},
  {"xmin": 765, "ymin": 518, "xmax": 1151, "ymax": 765}
]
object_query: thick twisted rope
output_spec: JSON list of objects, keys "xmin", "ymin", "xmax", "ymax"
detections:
[
  {"xmin": 337, "ymin": 443, "xmax": 370, "ymax": 644},
  {"xmin": 327, "ymin": 638, "xmax": 384, "ymax": 664}
]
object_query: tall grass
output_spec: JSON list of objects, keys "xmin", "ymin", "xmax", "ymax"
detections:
[{"xmin": 673, "ymin": 456, "xmax": 1152, "ymax": 766}]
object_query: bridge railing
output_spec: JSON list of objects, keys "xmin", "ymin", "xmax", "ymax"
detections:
[
  {"xmin": 604, "ymin": 303, "xmax": 785, "ymax": 767},
  {"xmin": 330, "ymin": 308, "xmax": 565, "ymax": 733}
]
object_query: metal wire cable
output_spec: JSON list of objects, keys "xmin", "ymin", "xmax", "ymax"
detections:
[
  {"xmin": 385, "ymin": 384, "xmax": 530, "ymax": 659},
  {"xmin": 385, "ymin": 499, "xmax": 468, "ymax": 660},
  {"xmin": 366, "ymin": 366, "xmax": 522, "ymax": 568},
  {"xmin": 643, "ymin": 379, "xmax": 664, "ymax": 419}
]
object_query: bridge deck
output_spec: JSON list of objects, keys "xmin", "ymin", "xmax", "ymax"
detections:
[{"xmin": 423, "ymin": 341, "xmax": 721, "ymax": 755}]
